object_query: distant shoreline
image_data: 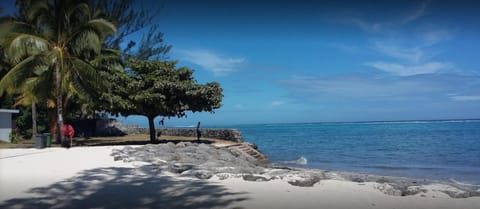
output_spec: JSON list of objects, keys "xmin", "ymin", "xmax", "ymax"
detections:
[
  {"xmin": 231, "ymin": 118, "xmax": 480, "ymax": 127},
  {"xmin": 123, "ymin": 118, "xmax": 480, "ymax": 129}
]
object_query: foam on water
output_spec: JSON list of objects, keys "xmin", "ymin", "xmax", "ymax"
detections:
[
  {"xmin": 449, "ymin": 178, "xmax": 480, "ymax": 187},
  {"xmin": 295, "ymin": 156, "xmax": 308, "ymax": 165},
  {"xmin": 274, "ymin": 156, "xmax": 308, "ymax": 166}
]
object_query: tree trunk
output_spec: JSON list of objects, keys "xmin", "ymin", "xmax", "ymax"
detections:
[
  {"xmin": 50, "ymin": 116, "xmax": 58, "ymax": 143},
  {"xmin": 148, "ymin": 116, "xmax": 156, "ymax": 143},
  {"xmin": 31, "ymin": 102, "xmax": 37, "ymax": 140},
  {"xmin": 55, "ymin": 64, "xmax": 64, "ymax": 144}
]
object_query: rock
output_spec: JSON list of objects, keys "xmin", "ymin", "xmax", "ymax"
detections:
[
  {"xmin": 194, "ymin": 170, "xmax": 214, "ymax": 179},
  {"xmin": 265, "ymin": 169, "xmax": 292, "ymax": 178},
  {"xmin": 169, "ymin": 163, "xmax": 194, "ymax": 173},
  {"xmin": 441, "ymin": 190, "xmax": 480, "ymax": 198},
  {"xmin": 126, "ymin": 128, "xmax": 244, "ymax": 143},
  {"xmin": 375, "ymin": 183, "xmax": 402, "ymax": 196},
  {"xmin": 166, "ymin": 142, "xmax": 176, "ymax": 148},
  {"xmin": 404, "ymin": 186, "xmax": 427, "ymax": 196},
  {"xmin": 216, "ymin": 173, "xmax": 231, "ymax": 180},
  {"xmin": 176, "ymin": 142, "xmax": 190, "ymax": 147},
  {"xmin": 376, "ymin": 177, "xmax": 390, "ymax": 184},
  {"xmin": 288, "ymin": 175, "xmax": 321, "ymax": 187},
  {"xmin": 351, "ymin": 177, "xmax": 365, "ymax": 183},
  {"xmin": 113, "ymin": 155, "xmax": 122, "ymax": 161},
  {"xmin": 243, "ymin": 175, "xmax": 270, "ymax": 182},
  {"xmin": 111, "ymin": 143, "xmax": 267, "ymax": 180}
]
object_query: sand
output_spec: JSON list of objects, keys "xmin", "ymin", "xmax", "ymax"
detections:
[{"xmin": 1, "ymin": 146, "xmax": 479, "ymax": 209}]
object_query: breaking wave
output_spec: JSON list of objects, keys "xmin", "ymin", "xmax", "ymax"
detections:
[{"xmin": 280, "ymin": 156, "xmax": 308, "ymax": 165}]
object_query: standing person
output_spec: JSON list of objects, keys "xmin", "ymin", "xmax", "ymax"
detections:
[
  {"xmin": 61, "ymin": 123, "xmax": 75, "ymax": 148},
  {"xmin": 156, "ymin": 118, "xmax": 165, "ymax": 141},
  {"xmin": 196, "ymin": 121, "xmax": 202, "ymax": 142}
]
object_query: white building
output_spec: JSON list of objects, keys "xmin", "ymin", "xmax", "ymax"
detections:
[{"xmin": 0, "ymin": 109, "xmax": 19, "ymax": 142}]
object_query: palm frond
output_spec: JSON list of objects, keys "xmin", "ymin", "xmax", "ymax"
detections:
[
  {"xmin": 5, "ymin": 33, "xmax": 49, "ymax": 64},
  {"xmin": 71, "ymin": 57, "xmax": 100, "ymax": 85},
  {"xmin": 14, "ymin": 94, "xmax": 33, "ymax": 106},
  {"xmin": 14, "ymin": 73, "xmax": 53, "ymax": 106},
  {"xmin": 70, "ymin": 29, "xmax": 101, "ymax": 58},
  {"xmin": 19, "ymin": 0, "xmax": 50, "ymax": 23},
  {"xmin": 67, "ymin": 2, "xmax": 91, "ymax": 23},
  {"xmin": 85, "ymin": 18, "xmax": 117, "ymax": 39},
  {"xmin": 0, "ymin": 18, "xmax": 33, "ymax": 38},
  {"xmin": 14, "ymin": 77, "xmax": 40, "ymax": 106},
  {"xmin": 33, "ymin": 64, "xmax": 49, "ymax": 76},
  {"xmin": 0, "ymin": 55, "xmax": 37, "ymax": 95},
  {"xmin": 32, "ymin": 69, "xmax": 54, "ymax": 102}
]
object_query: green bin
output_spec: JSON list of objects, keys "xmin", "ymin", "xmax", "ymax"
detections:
[{"xmin": 43, "ymin": 133, "xmax": 52, "ymax": 147}]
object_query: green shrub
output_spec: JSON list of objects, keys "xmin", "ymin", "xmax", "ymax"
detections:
[{"xmin": 9, "ymin": 130, "xmax": 21, "ymax": 144}]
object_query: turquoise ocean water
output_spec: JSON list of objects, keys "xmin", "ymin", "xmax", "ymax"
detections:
[{"xmin": 224, "ymin": 120, "xmax": 480, "ymax": 184}]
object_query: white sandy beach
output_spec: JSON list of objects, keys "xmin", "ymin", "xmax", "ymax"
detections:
[{"xmin": 1, "ymin": 146, "xmax": 479, "ymax": 209}]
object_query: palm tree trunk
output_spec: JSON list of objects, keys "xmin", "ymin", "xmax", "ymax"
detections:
[
  {"xmin": 55, "ymin": 64, "xmax": 64, "ymax": 144},
  {"xmin": 31, "ymin": 102, "xmax": 37, "ymax": 140},
  {"xmin": 50, "ymin": 116, "xmax": 58, "ymax": 143},
  {"xmin": 148, "ymin": 116, "xmax": 157, "ymax": 143}
]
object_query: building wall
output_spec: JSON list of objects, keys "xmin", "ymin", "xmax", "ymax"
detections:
[{"xmin": 0, "ymin": 112, "xmax": 13, "ymax": 142}]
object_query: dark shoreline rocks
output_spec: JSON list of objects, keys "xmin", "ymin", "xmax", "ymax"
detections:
[{"xmin": 111, "ymin": 143, "xmax": 480, "ymax": 198}]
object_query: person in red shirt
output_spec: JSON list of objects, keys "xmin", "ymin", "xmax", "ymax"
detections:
[{"xmin": 61, "ymin": 124, "xmax": 75, "ymax": 148}]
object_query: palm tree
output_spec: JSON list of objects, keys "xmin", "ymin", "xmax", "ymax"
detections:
[{"xmin": 0, "ymin": 0, "xmax": 116, "ymax": 143}]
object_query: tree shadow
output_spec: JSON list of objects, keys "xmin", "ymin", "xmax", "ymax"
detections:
[{"xmin": 0, "ymin": 165, "xmax": 249, "ymax": 209}]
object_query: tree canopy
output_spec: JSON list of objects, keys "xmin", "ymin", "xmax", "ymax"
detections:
[
  {"xmin": 0, "ymin": 0, "xmax": 118, "ymax": 142},
  {"xmin": 125, "ymin": 59, "xmax": 223, "ymax": 142},
  {"xmin": 0, "ymin": 0, "xmax": 224, "ymax": 142}
]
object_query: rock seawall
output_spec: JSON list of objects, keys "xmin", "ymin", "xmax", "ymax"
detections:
[
  {"xmin": 128, "ymin": 128, "xmax": 243, "ymax": 143},
  {"xmin": 72, "ymin": 119, "xmax": 243, "ymax": 143}
]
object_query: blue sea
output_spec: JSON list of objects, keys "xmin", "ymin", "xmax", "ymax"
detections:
[{"xmin": 227, "ymin": 120, "xmax": 480, "ymax": 185}]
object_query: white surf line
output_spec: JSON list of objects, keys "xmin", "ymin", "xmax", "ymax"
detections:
[{"xmin": 449, "ymin": 178, "xmax": 480, "ymax": 187}]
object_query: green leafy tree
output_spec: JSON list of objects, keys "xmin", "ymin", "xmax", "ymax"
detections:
[
  {"xmin": 125, "ymin": 59, "xmax": 223, "ymax": 143},
  {"xmin": 86, "ymin": 0, "xmax": 171, "ymax": 116},
  {"xmin": 0, "ymin": 0, "xmax": 117, "ymax": 143},
  {"xmin": 61, "ymin": 1, "xmax": 170, "ymax": 117}
]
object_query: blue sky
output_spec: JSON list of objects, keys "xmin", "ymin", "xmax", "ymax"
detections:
[{"xmin": 2, "ymin": 0, "xmax": 480, "ymax": 127}]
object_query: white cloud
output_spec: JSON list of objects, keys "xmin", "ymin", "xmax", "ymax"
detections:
[
  {"xmin": 401, "ymin": 0, "xmax": 430, "ymax": 24},
  {"xmin": 278, "ymin": 73, "xmax": 480, "ymax": 103},
  {"xmin": 177, "ymin": 49, "xmax": 245, "ymax": 76},
  {"xmin": 350, "ymin": 19, "xmax": 385, "ymax": 33},
  {"xmin": 345, "ymin": 1, "xmax": 454, "ymax": 78},
  {"xmin": 373, "ymin": 42, "xmax": 425, "ymax": 63},
  {"xmin": 347, "ymin": 1, "xmax": 429, "ymax": 34},
  {"xmin": 421, "ymin": 29, "xmax": 452, "ymax": 45},
  {"xmin": 280, "ymin": 75, "xmax": 427, "ymax": 100},
  {"xmin": 271, "ymin": 101, "xmax": 285, "ymax": 106},
  {"xmin": 366, "ymin": 61, "xmax": 453, "ymax": 76},
  {"xmin": 450, "ymin": 96, "xmax": 480, "ymax": 102}
]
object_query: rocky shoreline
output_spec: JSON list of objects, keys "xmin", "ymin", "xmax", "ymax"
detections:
[{"xmin": 111, "ymin": 142, "xmax": 480, "ymax": 198}]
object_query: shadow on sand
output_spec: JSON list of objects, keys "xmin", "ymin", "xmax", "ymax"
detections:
[{"xmin": 0, "ymin": 165, "xmax": 249, "ymax": 209}]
